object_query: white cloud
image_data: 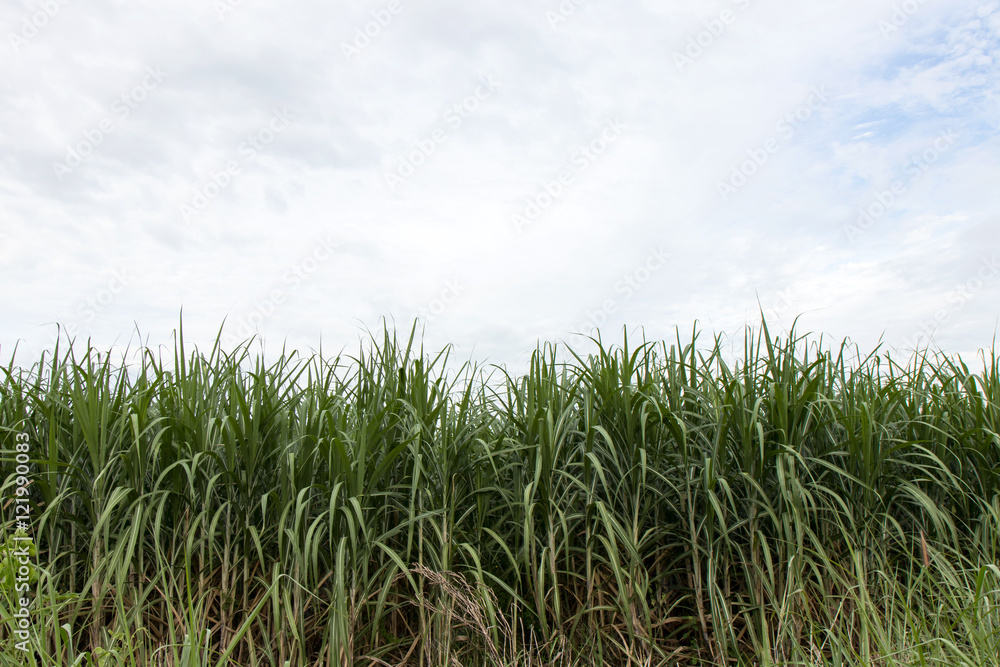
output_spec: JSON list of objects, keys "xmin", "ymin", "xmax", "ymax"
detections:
[{"xmin": 1, "ymin": 0, "xmax": 998, "ymax": 370}]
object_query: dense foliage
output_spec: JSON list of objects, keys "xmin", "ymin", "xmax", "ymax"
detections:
[{"xmin": 1, "ymin": 320, "xmax": 999, "ymax": 666}]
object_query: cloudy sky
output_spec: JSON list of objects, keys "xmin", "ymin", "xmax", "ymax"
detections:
[{"xmin": 2, "ymin": 0, "xmax": 998, "ymax": 372}]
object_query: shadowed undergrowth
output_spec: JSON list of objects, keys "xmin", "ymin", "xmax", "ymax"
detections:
[{"xmin": 1, "ymin": 319, "xmax": 999, "ymax": 666}]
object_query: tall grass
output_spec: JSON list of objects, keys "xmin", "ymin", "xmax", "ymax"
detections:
[{"xmin": 1, "ymin": 319, "xmax": 998, "ymax": 666}]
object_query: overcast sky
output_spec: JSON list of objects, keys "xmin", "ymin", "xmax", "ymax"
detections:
[{"xmin": 2, "ymin": 0, "xmax": 998, "ymax": 373}]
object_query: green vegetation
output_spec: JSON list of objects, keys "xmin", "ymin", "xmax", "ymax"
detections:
[{"xmin": 1, "ymin": 319, "xmax": 999, "ymax": 666}]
